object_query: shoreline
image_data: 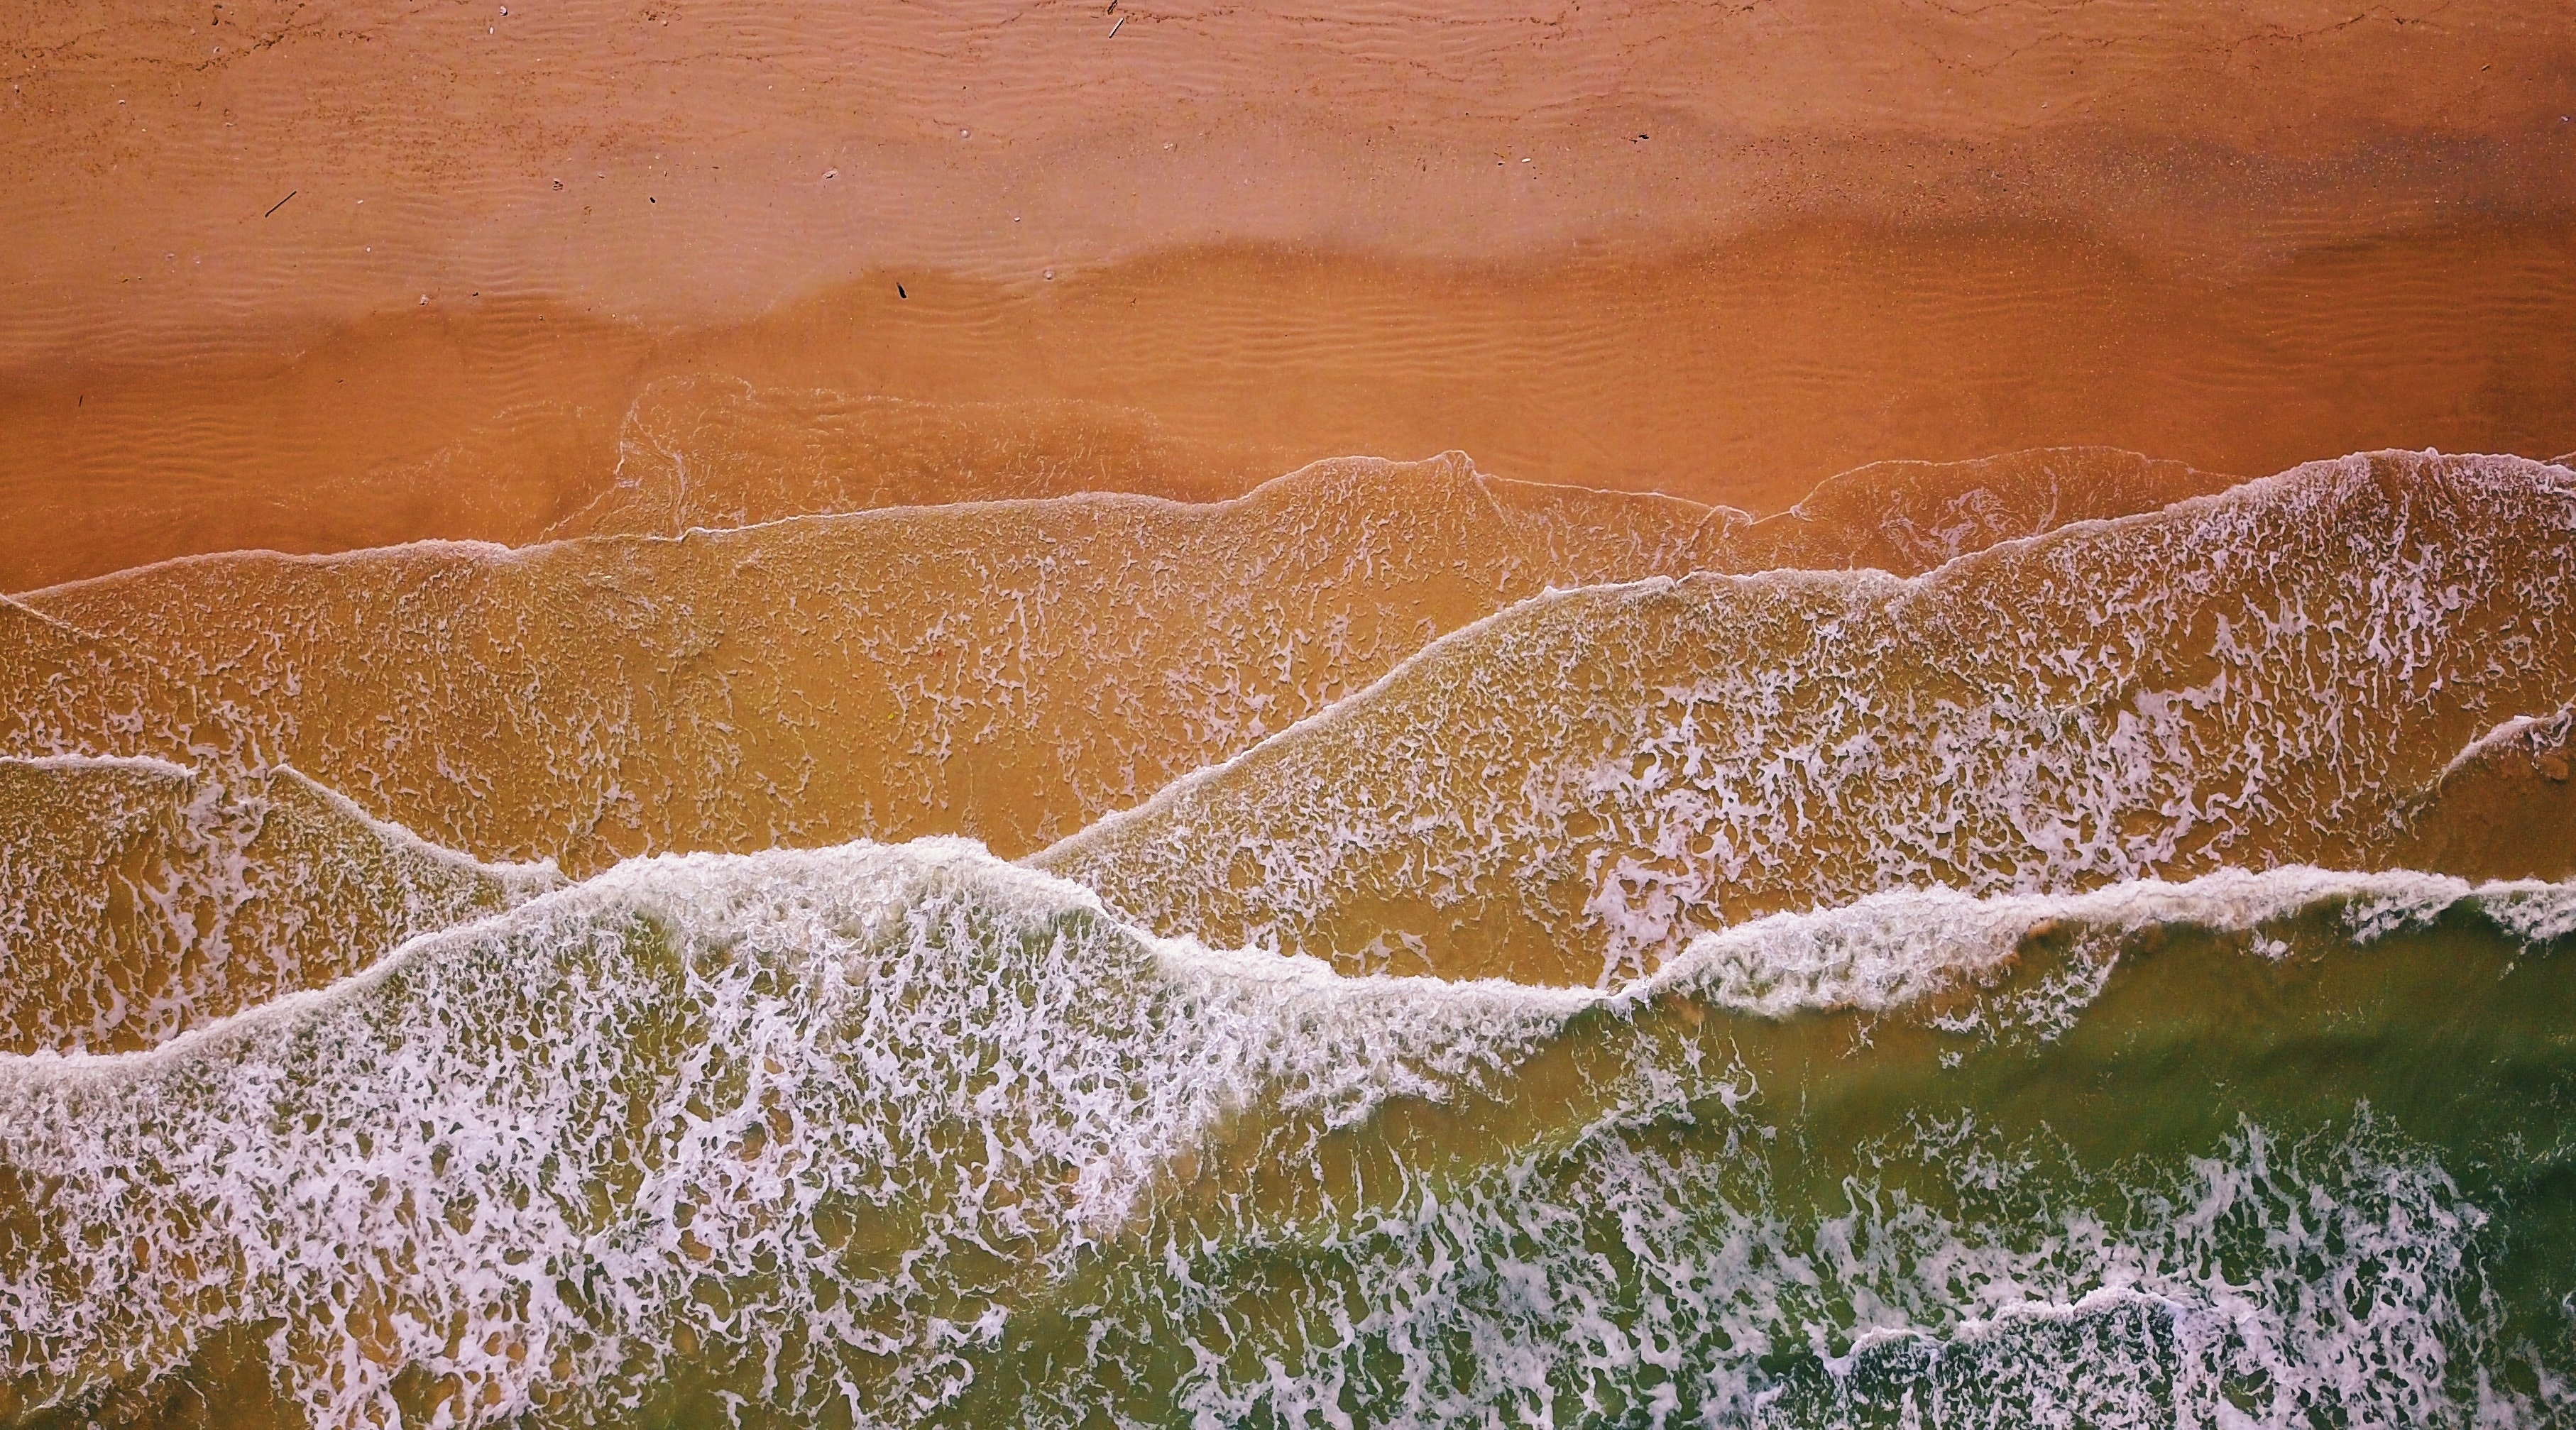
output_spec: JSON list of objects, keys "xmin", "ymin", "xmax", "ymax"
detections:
[{"xmin": 7, "ymin": 217, "xmax": 2572, "ymax": 590}]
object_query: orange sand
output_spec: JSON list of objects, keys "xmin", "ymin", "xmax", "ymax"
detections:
[
  {"xmin": 4, "ymin": 0, "xmax": 2573, "ymax": 586},
  {"xmin": 8, "ymin": 222, "xmax": 2575, "ymax": 590}
]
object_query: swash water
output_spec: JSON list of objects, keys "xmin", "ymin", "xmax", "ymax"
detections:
[{"xmin": 5, "ymin": 450, "xmax": 2575, "ymax": 1428}]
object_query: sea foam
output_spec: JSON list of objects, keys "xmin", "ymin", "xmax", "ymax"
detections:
[{"xmin": 5, "ymin": 840, "xmax": 2570, "ymax": 1426}]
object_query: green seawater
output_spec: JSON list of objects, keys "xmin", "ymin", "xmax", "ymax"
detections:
[
  {"xmin": 955, "ymin": 905, "xmax": 2576, "ymax": 1429},
  {"xmin": 5, "ymin": 847, "xmax": 2572, "ymax": 1429}
]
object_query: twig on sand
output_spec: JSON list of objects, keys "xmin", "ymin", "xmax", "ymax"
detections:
[{"xmin": 263, "ymin": 189, "xmax": 297, "ymax": 217}]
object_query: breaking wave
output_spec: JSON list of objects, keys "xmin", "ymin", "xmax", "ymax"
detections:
[
  {"xmin": 4, "ymin": 843, "xmax": 2572, "ymax": 1426},
  {"xmin": 1041, "ymin": 450, "xmax": 2576, "ymax": 984},
  {"xmin": 7, "ymin": 447, "xmax": 2575, "ymax": 1429}
]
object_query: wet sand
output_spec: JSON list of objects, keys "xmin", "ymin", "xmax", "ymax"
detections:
[
  {"xmin": 8, "ymin": 220, "xmax": 2575, "ymax": 590},
  {"xmin": 6, "ymin": 0, "xmax": 2574, "ymax": 587},
  {"xmin": 9, "ymin": 0, "xmax": 2572, "ymax": 350}
]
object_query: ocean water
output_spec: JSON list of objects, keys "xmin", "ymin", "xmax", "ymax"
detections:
[{"xmin": 4, "ymin": 450, "xmax": 2575, "ymax": 1428}]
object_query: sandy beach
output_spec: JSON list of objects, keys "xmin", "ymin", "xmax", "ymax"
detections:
[
  {"xmin": 11, "ymin": 5, "xmax": 2576, "ymax": 1425},
  {"xmin": 5, "ymin": 0, "xmax": 2572, "ymax": 585}
]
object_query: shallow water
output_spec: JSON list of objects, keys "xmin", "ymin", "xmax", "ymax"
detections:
[
  {"xmin": 1041, "ymin": 451, "xmax": 2576, "ymax": 984},
  {"xmin": 4, "ymin": 450, "xmax": 2575, "ymax": 1427},
  {"xmin": 6, "ymin": 845, "xmax": 2573, "ymax": 1427},
  {"xmin": 7, "ymin": 453, "xmax": 2576, "ymax": 1426},
  {"xmin": 9, "ymin": 2, "xmax": 2576, "ymax": 1424}
]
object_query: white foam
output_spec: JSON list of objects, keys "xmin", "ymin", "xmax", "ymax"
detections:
[
  {"xmin": 0, "ymin": 840, "xmax": 1583, "ymax": 1424},
  {"xmin": 0, "ymin": 759, "xmax": 561, "ymax": 1054},
  {"xmin": 2433, "ymin": 702, "xmax": 2576, "ymax": 783},
  {"xmin": 0, "ymin": 751, "xmax": 196, "ymax": 778},
  {"xmin": 1144, "ymin": 1114, "xmax": 2543, "ymax": 1429},
  {"xmin": 0, "ymin": 450, "xmax": 1744, "ymax": 874},
  {"xmin": 1628, "ymin": 864, "xmax": 2576, "ymax": 1021},
  {"xmin": 4, "ymin": 840, "xmax": 2565, "ymax": 1426},
  {"xmin": 1040, "ymin": 451, "xmax": 2576, "ymax": 984},
  {"xmin": 268, "ymin": 763, "xmax": 561, "ymax": 890}
]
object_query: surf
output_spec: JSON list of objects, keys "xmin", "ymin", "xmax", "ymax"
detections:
[
  {"xmin": 6, "ymin": 446, "xmax": 2575, "ymax": 1428},
  {"xmin": 4, "ymin": 842, "xmax": 2571, "ymax": 1426}
]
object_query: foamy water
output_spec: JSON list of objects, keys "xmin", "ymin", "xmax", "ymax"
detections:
[
  {"xmin": 0, "ymin": 449, "xmax": 2218, "ymax": 872},
  {"xmin": 11, "ymin": 0, "xmax": 2576, "ymax": 1415},
  {"xmin": 0, "ymin": 756, "xmax": 557, "ymax": 1053},
  {"xmin": 5, "ymin": 842, "xmax": 2571, "ymax": 1426},
  {"xmin": 6, "ymin": 449, "xmax": 2575, "ymax": 1428},
  {"xmin": 1042, "ymin": 451, "xmax": 2576, "ymax": 982}
]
